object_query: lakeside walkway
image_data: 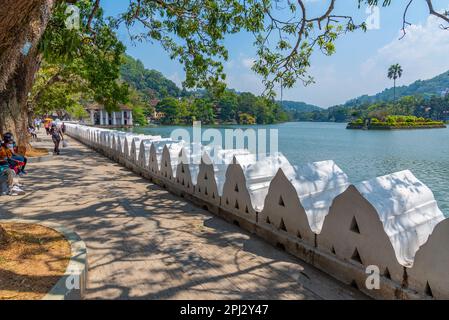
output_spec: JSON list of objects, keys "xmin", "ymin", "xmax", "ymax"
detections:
[{"xmin": 0, "ymin": 132, "xmax": 366, "ymax": 299}]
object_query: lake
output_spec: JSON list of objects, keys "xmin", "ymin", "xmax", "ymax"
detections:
[{"xmin": 129, "ymin": 122, "xmax": 449, "ymax": 217}]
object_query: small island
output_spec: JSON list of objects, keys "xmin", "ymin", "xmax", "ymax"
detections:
[{"xmin": 347, "ymin": 115, "xmax": 447, "ymax": 130}]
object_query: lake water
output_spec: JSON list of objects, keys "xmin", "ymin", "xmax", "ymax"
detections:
[{"xmin": 130, "ymin": 122, "xmax": 449, "ymax": 217}]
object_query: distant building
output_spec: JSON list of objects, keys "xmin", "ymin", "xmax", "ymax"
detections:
[
  {"xmin": 151, "ymin": 111, "xmax": 165, "ymax": 121},
  {"xmin": 86, "ymin": 103, "xmax": 133, "ymax": 127}
]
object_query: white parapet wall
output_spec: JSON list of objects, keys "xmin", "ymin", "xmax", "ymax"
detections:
[
  {"xmin": 260, "ymin": 160, "xmax": 350, "ymax": 246},
  {"xmin": 64, "ymin": 123, "xmax": 449, "ymax": 300},
  {"xmin": 260, "ymin": 169, "xmax": 315, "ymax": 246},
  {"xmin": 160, "ymin": 141, "xmax": 186, "ymax": 181},
  {"xmin": 138, "ymin": 137, "xmax": 162, "ymax": 170},
  {"xmin": 355, "ymin": 170, "xmax": 445, "ymax": 267},
  {"xmin": 129, "ymin": 135, "xmax": 159, "ymax": 165},
  {"xmin": 317, "ymin": 184, "xmax": 405, "ymax": 285},
  {"xmin": 173, "ymin": 143, "xmax": 210, "ymax": 196},
  {"xmin": 408, "ymin": 218, "xmax": 449, "ymax": 299},
  {"xmin": 148, "ymin": 138, "xmax": 174, "ymax": 175},
  {"xmin": 221, "ymin": 153, "xmax": 293, "ymax": 223}
]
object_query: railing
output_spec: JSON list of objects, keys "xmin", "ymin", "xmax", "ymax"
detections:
[{"xmin": 65, "ymin": 123, "xmax": 449, "ymax": 300}]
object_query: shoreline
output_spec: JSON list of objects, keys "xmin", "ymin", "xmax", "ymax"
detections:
[{"xmin": 347, "ymin": 124, "xmax": 447, "ymax": 130}]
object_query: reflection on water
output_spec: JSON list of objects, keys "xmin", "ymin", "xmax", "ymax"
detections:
[{"xmin": 130, "ymin": 122, "xmax": 449, "ymax": 217}]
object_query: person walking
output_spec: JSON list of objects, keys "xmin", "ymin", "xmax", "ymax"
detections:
[
  {"xmin": 34, "ymin": 118, "xmax": 41, "ymax": 131},
  {"xmin": 44, "ymin": 120, "xmax": 50, "ymax": 135},
  {"xmin": 50, "ymin": 123, "xmax": 64, "ymax": 155}
]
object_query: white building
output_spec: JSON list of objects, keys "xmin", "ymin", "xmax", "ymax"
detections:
[{"xmin": 87, "ymin": 103, "xmax": 133, "ymax": 127}]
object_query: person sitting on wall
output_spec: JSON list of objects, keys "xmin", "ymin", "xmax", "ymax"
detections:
[
  {"xmin": 2, "ymin": 132, "xmax": 28, "ymax": 175},
  {"xmin": 0, "ymin": 141, "xmax": 25, "ymax": 195}
]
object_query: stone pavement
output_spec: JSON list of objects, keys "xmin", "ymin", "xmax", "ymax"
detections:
[{"xmin": 0, "ymin": 132, "xmax": 367, "ymax": 299}]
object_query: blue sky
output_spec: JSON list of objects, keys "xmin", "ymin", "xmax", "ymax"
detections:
[{"xmin": 101, "ymin": 0, "xmax": 449, "ymax": 108}]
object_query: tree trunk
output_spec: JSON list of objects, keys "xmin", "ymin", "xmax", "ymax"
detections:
[
  {"xmin": 0, "ymin": 52, "xmax": 43, "ymax": 147},
  {"xmin": 393, "ymin": 79, "xmax": 396, "ymax": 103},
  {"xmin": 0, "ymin": 0, "xmax": 54, "ymax": 147}
]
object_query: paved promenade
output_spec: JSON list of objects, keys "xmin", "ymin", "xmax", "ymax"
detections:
[{"xmin": 0, "ymin": 132, "xmax": 366, "ymax": 299}]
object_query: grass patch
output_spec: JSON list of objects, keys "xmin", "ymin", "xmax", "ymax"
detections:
[{"xmin": 0, "ymin": 223, "xmax": 71, "ymax": 300}]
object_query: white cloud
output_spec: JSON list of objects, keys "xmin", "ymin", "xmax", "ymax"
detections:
[
  {"xmin": 359, "ymin": 14, "xmax": 449, "ymax": 94},
  {"xmin": 284, "ymin": 14, "xmax": 449, "ymax": 107},
  {"xmin": 241, "ymin": 57, "xmax": 255, "ymax": 69},
  {"xmin": 168, "ymin": 15, "xmax": 449, "ymax": 107}
]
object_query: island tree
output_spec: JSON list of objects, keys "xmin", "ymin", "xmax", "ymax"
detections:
[{"xmin": 388, "ymin": 64, "xmax": 403, "ymax": 102}]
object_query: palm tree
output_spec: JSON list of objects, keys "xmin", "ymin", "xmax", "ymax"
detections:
[{"xmin": 388, "ymin": 64, "xmax": 403, "ymax": 102}]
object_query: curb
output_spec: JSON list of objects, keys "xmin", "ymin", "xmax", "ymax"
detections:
[{"xmin": 0, "ymin": 219, "xmax": 88, "ymax": 300}]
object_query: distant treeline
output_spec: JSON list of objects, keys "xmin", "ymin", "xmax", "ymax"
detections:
[
  {"xmin": 155, "ymin": 91, "xmax": 289, "ymax": 125},
  {"xmin": 120, "ymin": 54, "xmax": 289, "ymax": 125},
  {"xmin": 292, "ymin": 95, "xmax": 449, "ymax": 123}
]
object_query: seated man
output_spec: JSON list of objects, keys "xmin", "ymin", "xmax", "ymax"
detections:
[
  {"xmin": 0, "ymin": 144, "xmax": 25, "ymax": 196},
  {"xmin": 2, "ymin": 132, "xmax": 27, "ymax": 175}
]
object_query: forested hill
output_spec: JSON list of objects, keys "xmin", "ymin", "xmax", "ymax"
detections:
[
  {"xmin": 278, "ymin": 100, "xmax": 322, "ymax": 112},
  {"xmin": 120, "ymin": 55, "xmax": 182, "ymax": 99},
  {"xmin": 343, "ymin": 70, "xmax": 449, "ymax": 107}
]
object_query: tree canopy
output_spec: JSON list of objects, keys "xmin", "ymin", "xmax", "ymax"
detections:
[
  {"xmin": 155, "ymin": 90, "xmax": 289, "ymax": 125},
  {"xmin": 2, "ymin": 0, "xmax": 449, "ymax": 140},
  {"xmin": 32, "ymin": 1, "xmax": 128, "ymax": 115}
]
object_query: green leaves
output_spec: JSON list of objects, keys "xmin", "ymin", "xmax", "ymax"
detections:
[{"xmin": 34, "ymin": 1, "xmax": 128, "ymax": 115}]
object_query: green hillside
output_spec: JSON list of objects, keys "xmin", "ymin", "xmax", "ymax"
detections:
[
  {"xmin": 277, "ymin": 100, "xmax": 322, "ymax": 112},
  {"xmin": 120, "ymin": 55, "xmax": 182, "ymax": 99},
  {"xmin": 291, "ymin": 70, "xmax": 449, "ymax": 122},
  {"xmin": 344, "ymin": 71, "xmax": 449, "ymax": 107}
]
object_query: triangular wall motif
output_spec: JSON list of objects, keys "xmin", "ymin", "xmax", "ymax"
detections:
[
  {"xmin": 425, "ymin": 282, "xmax": 434, "ymax": 298},
  {"xmin": 351, "ymin": 248, "xmax": 363, "ymax": 264},
  {"xmin": 234, "ymin": 184, "xmax": 239, "ymax": 192},
  {"xmin": 279, "ymin": 218, "xmax": 287, "ymax": 231},
  {"xmin": 234, "ymin": 200, "xmax": 240, "ymax": 210},
  {"xmin": 384, "ymin": 267, "xmax": 391, "ymax": 280},
  {"xmin": 278, "ymin": 196, "xmax": 285, "ymax": 207},
  {"xmin": 350, "ymin": 216, "xmax": 361, "ymax": 234}
]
